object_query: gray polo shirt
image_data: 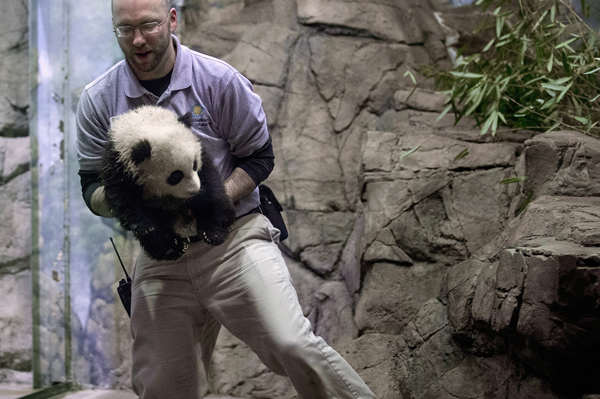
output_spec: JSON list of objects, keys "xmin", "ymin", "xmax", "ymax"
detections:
[{"xmin": 76, "ymin": 35, "xmax": 269, "ymax": 217}]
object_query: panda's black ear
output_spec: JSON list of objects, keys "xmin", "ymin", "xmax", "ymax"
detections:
[
  {"xmin": 131, "ymin": 139, "xmax": 152, "ymax": 165},
  {"xmin": 178, "ymin": 112, "xmax": 193, "ymax": 129}
]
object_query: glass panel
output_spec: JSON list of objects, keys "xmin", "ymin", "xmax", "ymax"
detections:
[
  {"xmin": 31, "ymin": 0, "xmax": 133, "ymax": 388},
  {"xmin": 31, "ymin": 0, "xmax": 70, "ymax": 387}
]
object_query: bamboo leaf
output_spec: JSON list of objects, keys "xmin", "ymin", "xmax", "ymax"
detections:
[
  {"xmin": 555, "ymin": 37, "xmax": 578, "ymax": 50},
  {"xmin": 483, "ymin": 38, "xmax": 496, "ymax": 52},
  {"xmin": 430, "ymin": 0, "xmax": 599, "ymax": 138},
  {"xmin": 491, "ymin": 110, "xmax": 499, "ymax": 135},
  {"xmin": 532, "ymin": 10, "xmax": 548, "ymax": 31},
  {"xmin": 454, "ymin": 148, "xmax": 470, "ymax": 161},
  {"xmin": 436, "ymin": 104, "xmax": 453, "ymax": 122},
  {"xmin": 496, "ymin": 39, "xmax": 511, "ymax": 48},
  {"xmin": 541, "ymin": 83, "xmax": 567, "ymax": 91},
  {"xmin": 496, "ymin": 15, "xmax": 504, "ymax": 37},
  {"xmin": 403, "ymin": 70, "xmax": 417, "ymax": 85},
  {"xmin": 481, "ymin": 111, "xmax": 497, "ymax": 135},
  {"xmin": 547, "ymin": 52, "xmax": 554, "ymax": 72},
  {"xmin": 561, "ymin": 51, "xmax": 571, "ymax": 73},
  {"xmin": 551, "ymin": 77, "xmax": 572, "ymax": 85},
  {"xmin": 584, "ymin": 66, "xmax": 600, "ymax": 75},
  {"xmin": 540, "ymin": 97, "xmax": 557, "ymax": 110},
  {"xmin": 519, "ymin": 37, "xmax": 528, "ymax": 64},
  {"xmin": 555, "ymin": 82, "xmax": 573, "ymax": 103},
  {"xmin": 498, "ymin": 111, "xmax": 507, "ymax": 124},
  {"xmin": 399, "ymin": 145, "xmax": 422, "ymax": 159},
  {"xmin": 547, "ymin": 120, "xmax": 561, "ymax": 132},
  {"xmin": 450, "ymin": 72, "xmax": 484, "ymax": 79}
]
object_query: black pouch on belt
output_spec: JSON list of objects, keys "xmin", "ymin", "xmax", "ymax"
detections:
[{"xmin": 258, "ymin": 184, "xmax": 288, "ymax": 241}]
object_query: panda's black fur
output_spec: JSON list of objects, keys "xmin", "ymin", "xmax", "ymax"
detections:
[{"xmin": 101, "ymin": 106, "xmax": 236, "ymax": 260}]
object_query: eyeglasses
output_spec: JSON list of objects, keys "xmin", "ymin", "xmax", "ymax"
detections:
[{"xmin": 114, "ymin": 17, "xmax": 167, "ymax": 38}]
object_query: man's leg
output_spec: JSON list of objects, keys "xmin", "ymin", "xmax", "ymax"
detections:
[
  {"xmin": 187, "ymin": 214, "xmax": 376, "ymax": 399},
  {"xmin": 130, "ymin": 254, "xmax": 220, "ymax": 399}
]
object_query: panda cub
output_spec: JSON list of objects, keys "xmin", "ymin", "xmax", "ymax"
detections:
[{"xmin": 101, "ymin": 105, "xmax": 236, "ymax": 260}]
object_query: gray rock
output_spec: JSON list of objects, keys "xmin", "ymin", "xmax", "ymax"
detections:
[
  {"xmin": 439, "ymin": 355, "xmax": 515, "ymax": 399},
  {"xmin": 253, "ymin": 85, "xmax": 283, "ymax": 128},
  {"xmin": 0, "ymin": 270, "xmax": 31, "ymax": 370},
  {"xmin": 310, "ymin": 281, "xmax": 358, "ymax": 345},
  {"xmin": 210, "ymin": 328, "xmax": 295, "ymax": 398},
  {"xmin": 298, "ymin": 0, "xmax": 428, "ymax": 44},
  {"xmin": 338, "ymin": 212, "xmax": 365, "ymax": 298},
  {"xmin": 337, "ymin": 333, "xmax": 408, "ymax": 399},
  {"xmin": 524, "ymin": 130, "xmax": 600, "ymax": 197},
  {"xmin": 355, "ymin": 262, "xmax": 446, "ymax": 334},
  {"xmin": 0, "ymin": 0, "xmax": 28, "ymax": 136},
  {"xmin": 394, "ymin": 88, "xmax": 448, "ymax": 112},
  {"xmin": 399, "ymin": 325, "xmax": 464, "ymax": 399},
  {"xmin": 508, "ymin": 195, "xmax": 600, "ymax": 249},
  {"xmin": 364, "ymin": 228, "xmax": 413, "ymax": 266},
  {"xmin": 0, "ymin": 137, "xmax": 30, "ymax": 182},
  {"xmin": 285, "ymin": 211, "xmax": 354, "ymax": 257},
  {"xmin": 0, "ymin": 172, "xmax": 31, "ymax": 265},
  {"xmin": 223, "ymin": 23, "xmax": 299, "ymax": 87},
  {"xmin": 444, "ymin": 168, "xmax": 516, "ymax": 254},
  {"xmin": 308, "ymin": 35, "xmax": 413, "ymax": 132}
]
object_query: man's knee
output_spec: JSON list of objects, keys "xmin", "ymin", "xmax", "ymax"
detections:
[{"xmin": 260, "ymin": 332, "xmax": 317, "ymax": 372}]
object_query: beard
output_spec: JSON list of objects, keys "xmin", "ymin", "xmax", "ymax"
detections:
[{"xmin": 120, "ymin": 28, "xmax": 172, "ymax": 77}]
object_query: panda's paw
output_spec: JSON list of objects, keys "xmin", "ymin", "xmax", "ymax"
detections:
[
  {"xmin": 201, "ymin": 230, "xmax": 227, "ymax": 246},
  {"xmin": 132, "ymin": 222, "xmax": 156, "ymax": 237},
  {"xmin": 140, "ymin": 230, "xmax": 188, "ymax": 260},
  {"xmin": 163, "ymin": 236, "xmax": 190, "ymax": 260}
]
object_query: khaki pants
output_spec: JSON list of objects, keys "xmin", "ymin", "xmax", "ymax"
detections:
[{"xmin": 130, "ymin": 213, "xmax": 376, "ymax": 399}]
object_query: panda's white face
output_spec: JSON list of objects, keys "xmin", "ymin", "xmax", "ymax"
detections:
[
  {"xmin": 109, "ymin": 105, "xmax": 204, "ymax": 200},
  {"xmin": 135, "ymin": 139, "xmax": 202, "ymax": 200}
]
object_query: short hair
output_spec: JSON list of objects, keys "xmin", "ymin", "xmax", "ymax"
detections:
[{"xmin": 111, "ymin": 0, "xmax": 171, "ymax": 15}]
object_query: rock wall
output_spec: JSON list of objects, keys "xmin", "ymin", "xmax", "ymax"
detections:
[
  {"xmin": 180, "ymin": 1, "xmax": 600, "ymax": 398},
  {"xmin": 0, "ymin": 0, "xmax": 32, "ymax": 378}
]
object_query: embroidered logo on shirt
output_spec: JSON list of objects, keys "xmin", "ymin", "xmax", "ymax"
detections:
[{"xmin": 191, "ymin": 105, "xmax": 209, "ymax": 127}]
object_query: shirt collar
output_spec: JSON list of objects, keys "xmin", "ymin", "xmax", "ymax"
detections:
[{"xmin": 123, "ymin": 34, "xmax": 192, "ymax": 98}]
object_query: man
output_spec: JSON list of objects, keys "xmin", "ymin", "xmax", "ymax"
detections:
[{"xmin": 76, "ymin": 0, "xmax": 376, "ymax": 397}]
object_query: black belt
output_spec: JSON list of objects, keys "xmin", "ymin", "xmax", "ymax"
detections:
[{"xmin": 188, "ymin": 207, "xmax": 261, "ymax": 243}]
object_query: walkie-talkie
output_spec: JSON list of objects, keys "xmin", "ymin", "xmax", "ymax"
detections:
[{"xmin": 110, "ymin": 237, "xmax": 132, "ymax": 317}]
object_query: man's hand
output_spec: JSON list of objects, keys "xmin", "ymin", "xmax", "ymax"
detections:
[
  {"xmin": 224, "ymin": 167, "xmax": 256, "ymax": 204},
  {"xmin": 90, "ymin": 186, "xmax": 113, "ymax": 217}
]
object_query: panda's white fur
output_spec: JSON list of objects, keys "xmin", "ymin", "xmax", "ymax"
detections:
[{"xmin": 109, "ymin": 105, "xmax": 203, "ymax": 200}]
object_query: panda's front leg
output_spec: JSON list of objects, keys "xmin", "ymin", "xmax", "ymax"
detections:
[
  {"xmin": 187, "ymin": 193, "xmax": 235, "ymax": 246},
  {"xmin": 134, "ymin": 209, "xmax": 189, "ymax": 260}
]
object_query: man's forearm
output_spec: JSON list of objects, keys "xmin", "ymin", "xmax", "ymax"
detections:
[{"xmin": 224, "ymin": 167, "xmax": 256, "ymax": 204}]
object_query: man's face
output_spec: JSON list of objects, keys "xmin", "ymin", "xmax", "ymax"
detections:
[{"xmin": 112, "ymin": 0, "xmax": 177, "ymax": 79}]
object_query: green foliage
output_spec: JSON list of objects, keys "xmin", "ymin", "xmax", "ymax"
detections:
[{"xmin": 432, "ymin": 0, "xmax": 600, "ymax": 136}]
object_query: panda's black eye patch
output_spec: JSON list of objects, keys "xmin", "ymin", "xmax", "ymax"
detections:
[
  {"xmin": 193, "ymin": 160, "xmax": 198, "ymax": 171},
  {"xmin": 167, "ymin": 170, "xmax": 184, "ymax": 185},
  {"xmin": 131, "ymin": 139, "xmax": 152, "ymax": 165}
]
